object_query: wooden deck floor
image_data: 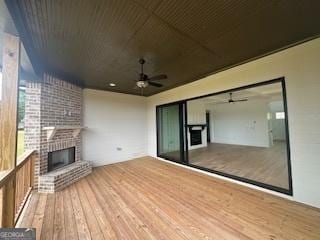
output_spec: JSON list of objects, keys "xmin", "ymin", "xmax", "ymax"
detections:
[{"xmin": 17, "ymin": 157, "xmax": 320, "ymax": 240}]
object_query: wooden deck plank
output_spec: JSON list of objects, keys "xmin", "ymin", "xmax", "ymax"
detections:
[
  {"xmin": 63, "ymin": 188, "xmax": 79, "ymax": 240},
  {"xmin": 80, "ymin": 179, "xmax": 117, "ymax": 239},
  {"xmin": 75, "ymin": 181, "xmax": 104, "ymax": 240},
  {"xmin": 69, "ymin": 187, "xmax": 92, "ymax": 240},
  {"xmin": 18, "ymin": 192, "xmax": 39, "ymax": 227},
  {"xmin": 120, "ymin": 159, "xmax": 283, "ymax": 239},
  {"xmin": 32, "ymin": 194, "xmax": 47, "ymax": 240},
  {"xmin": 95, "ymin": 167, "xmax": 188, "ymax": 240},
  {"xmin": 53, "ymin": 192, "xmax": 65, "ymax": 240},
  {"xmin": 129, "ymin": 158, "xmax": 320, "ymax": 239},
  {"xmin": 90, "ymin": 169, "xmax": 156, "ymax": 239},
  {"xmin": 16, "ymin": 157, "xmax": 320, "ymax": 240},
  {"xmin": 97, "ymin": 167, "xmax": 188, "ymax": 240},
  {"xmin": 86, "ymin": 174, "xmax": 133, "ymax": 239},
  {"xmin": 39, "ymin": 193, "xmax": 55, "ymax": 240},
  {"xmin": 107, "ymin": 162, "xmax": 249, "ymax": 240}
]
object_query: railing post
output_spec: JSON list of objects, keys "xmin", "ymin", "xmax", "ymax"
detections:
[
  {"xmin": 1, "ymin": 176, "xmax": 16, "ymax": 227},
  {"xmin": 30, "ymin": 154, "xmax": 34, "ymax": 188},
  {"xmin": 0, "ymin": 32, "xmax": 21, "ymax": 227}
]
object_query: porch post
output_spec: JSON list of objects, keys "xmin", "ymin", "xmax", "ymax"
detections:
[{"xmin": 0, "ymin": 32, "xmax": 20, "ymax": 227}]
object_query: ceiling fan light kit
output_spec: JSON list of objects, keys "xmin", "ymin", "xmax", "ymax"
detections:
[
  {"xmin": 135, "ymin": 58, "xmax": 167, "ymax": 89},
  {"xmin": 136, "ymin": 80, "xmax": 148, "ymax": 88}
]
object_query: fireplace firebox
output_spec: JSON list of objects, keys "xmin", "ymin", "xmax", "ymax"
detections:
[
  {"xmin": 190, "ymin": 130, "xmax": 202, "ymax": 146},
  {"xmin": 48, "ymin": 147, "xmax": 75, "ymax": 172}
]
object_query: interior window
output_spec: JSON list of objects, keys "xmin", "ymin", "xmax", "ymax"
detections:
[{"xmin": 276, "ymin": 112, "xmax": 285, "ymax": 119}]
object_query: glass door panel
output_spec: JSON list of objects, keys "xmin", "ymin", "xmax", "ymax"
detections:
[{"xmin": 157, "ymin": 103, "xmax": 185, "ymax": 163}]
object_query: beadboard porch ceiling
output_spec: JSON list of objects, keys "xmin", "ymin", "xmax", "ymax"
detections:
[{"xmin": 5, "ymin": 0, "xmax": 320, "ymax": 96}]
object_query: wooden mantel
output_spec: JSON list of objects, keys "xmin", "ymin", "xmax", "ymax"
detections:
[{"xmin": 42, "ymin": 126, "xmax": 87, "ymax": 140}]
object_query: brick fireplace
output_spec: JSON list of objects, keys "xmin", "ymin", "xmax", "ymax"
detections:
[
  {"xmin": 24, "ymin": 73, "xmax": 91, "ymax": 193},
  {"xmin": 48, "ymin": 147, "xmax": 75, "ymax": 172}
]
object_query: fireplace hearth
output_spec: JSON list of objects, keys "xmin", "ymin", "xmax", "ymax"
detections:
[{"xmin": 48, "ymin": 147, "xmax": 75, "ymax": 172}]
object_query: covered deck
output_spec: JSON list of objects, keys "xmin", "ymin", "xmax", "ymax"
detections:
[{"xmin": 17, "ymin": 157, "xmax": 320, "ymax": 240}]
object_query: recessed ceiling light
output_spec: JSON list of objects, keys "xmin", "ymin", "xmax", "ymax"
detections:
[{"xmin": 109, "ymin": 83, "xmax": 116, "ymax": 87}]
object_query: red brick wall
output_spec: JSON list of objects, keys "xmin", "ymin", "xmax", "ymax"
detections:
[{"xmin": 24, "ymin": 73, "xmax": 82, "ymax": 188}]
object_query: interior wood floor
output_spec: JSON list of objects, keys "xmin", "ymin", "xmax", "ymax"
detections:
[
  {"xmin": 189, "ymin": 141, "xmax": 289, "ymax": 189},
  {"xmin": 17, "ymin": 157, "xmax": 320, "ymax": 240}
]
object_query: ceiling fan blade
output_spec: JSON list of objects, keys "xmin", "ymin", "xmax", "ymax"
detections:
[
  {"xmin": 212, "ymin": 101, "xmax": 229, "ymax": 105},
  {"xmin": 148, "ymin": 74, "xmax": 167, "ymax": 81},
  {"xmin": 148, "ymin": 81, "xmax": 163, "ymax": 87},
  {"xmin": 234, "ymin": 99, "xmax": 248, "ymax": 102}
]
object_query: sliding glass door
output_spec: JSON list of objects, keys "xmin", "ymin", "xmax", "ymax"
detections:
[
  {"xmin": 157, "ymin": 102, "xmax": 186, "ymax": 163},
  {"xmin": 156, "ymin": 78, "xmax": 292, "ymax": 195}
]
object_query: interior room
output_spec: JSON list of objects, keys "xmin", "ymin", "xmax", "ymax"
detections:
[
  {"xmin": 187, "ymin": 81, "xmax": 290, "ymax": 191},
  {"xmin": 1, "ymin": 0, "xmax": 320, "ymax": 239}
]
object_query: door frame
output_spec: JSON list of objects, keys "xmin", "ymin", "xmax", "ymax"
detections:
[{"xmin": 206, "ymin": 111, "xmax": 211, "ymax": 143}]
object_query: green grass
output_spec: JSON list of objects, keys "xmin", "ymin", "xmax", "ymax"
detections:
[{"xmin": 17, "ymin": 130, "xmax": 25, "ymax": 157}]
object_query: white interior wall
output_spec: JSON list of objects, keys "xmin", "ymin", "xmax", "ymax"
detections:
[
  {"xmin": 187, "ymin": 100, "xmax": 207, "ymax": 150},
  {"xmin": 82, "ymin": 89, "xmax": 147, "ymax": 166},
  {"xmin": 146, "ymin": 38, "xmax": 320, "ymax": 208},
  {"xmin": 207, "ymin": 99, "xmax": 270, "ymax": 147}
]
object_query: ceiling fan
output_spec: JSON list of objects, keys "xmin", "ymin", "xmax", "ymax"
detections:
[
  {"xmin": 227, "ymin": 92, "xmax": 248, "ymax": 103},
  {"xmin": 135, "ymin": 58, "xmax": 167, "ymax": 89}
]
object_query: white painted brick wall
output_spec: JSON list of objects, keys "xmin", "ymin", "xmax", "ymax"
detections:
[
  {"xmin": 146, "ymin": 38, "xmax": 320, "ymax": 208},
  {"xmin": 82, "ymin": 89, "xmax": 148, "ymax": 166}
]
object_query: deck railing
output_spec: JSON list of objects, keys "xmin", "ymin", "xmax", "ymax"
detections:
[{"xmin": 0, "ymin": 150, "xmax": 35, "ymax": 227}]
